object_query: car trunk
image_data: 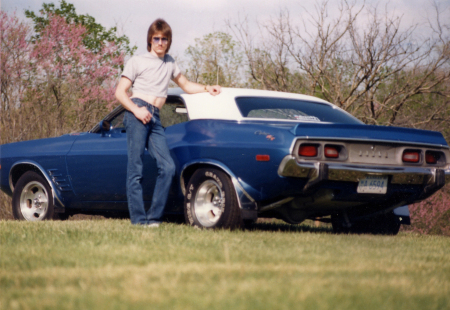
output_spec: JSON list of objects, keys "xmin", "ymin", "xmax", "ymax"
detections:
[{"xmin": 289, "ymin": 123, "xmax": 448, "ymax": 147}]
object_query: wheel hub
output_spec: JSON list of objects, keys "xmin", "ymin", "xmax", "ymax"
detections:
[
  {"xmin": 33, "ymin": 195, "xmax": 43, "ymax": 208},
  {"xmin": 194, "ymin": 180, "xmax": 224, "ymax": 227},
  {"xmin": 19, "ymin": 181, "xmax": 49, "ymax": 221}
]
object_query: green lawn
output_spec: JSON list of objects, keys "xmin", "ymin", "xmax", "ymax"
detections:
[{"xmin": 1, "ymin": 220, "xmax": 449, "ymax": 310}]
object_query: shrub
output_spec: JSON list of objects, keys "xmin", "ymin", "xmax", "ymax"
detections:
[{"xmin": 403, "ymin": 185, "xmax": 450, "ymax": 236}]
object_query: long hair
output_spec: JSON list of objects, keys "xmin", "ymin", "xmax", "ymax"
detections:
[{"xmin": 147, "ymin": 19, "xmax": 172, "ymax": 53}]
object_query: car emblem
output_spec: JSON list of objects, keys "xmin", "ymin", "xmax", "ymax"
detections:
[
  {"xmin": 358, "ymin": 145, "xmax": 387, "ymax": 158},
  {"xmin": 255, "ymin": 130, "xmax": 275, "ymax": 141}
]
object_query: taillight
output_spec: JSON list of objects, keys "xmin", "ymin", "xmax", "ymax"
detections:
[
  {"xmin": 299, "ymin": 145, "xmax": 318, "ymax": 157},
  {"xmin": 425, "ymin": 151, "xmax": 439, "ymax": 164},
  {"xmin": 402, "ymin": 150, "xmax": 420, "ymax": 163},
  {"xmin": 324, "ymin": 146, "xmax": 339, "ymax": 158}
]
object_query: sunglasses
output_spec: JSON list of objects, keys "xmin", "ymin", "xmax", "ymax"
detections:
[{"xmin": 152, "ymin": 37, "xmax": 168, "ymax": 44}]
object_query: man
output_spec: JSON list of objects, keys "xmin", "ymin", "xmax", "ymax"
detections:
[{"xmin": 115, "ymin": 19, "xmax": 221, "ymax": 226}]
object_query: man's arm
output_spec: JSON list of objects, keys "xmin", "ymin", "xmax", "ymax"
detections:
[
  {"xmin": 115, "ymin": 77, "xmax": 152, "ymax": 124},
  {"xmin": 173, "ymin": 74, "xmax": 221, "ymax": 96}
]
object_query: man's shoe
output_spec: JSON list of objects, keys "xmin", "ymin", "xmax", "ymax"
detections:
[{"xmin": 147, "ymin": 223, "xmax": 160, "ymax": 228}]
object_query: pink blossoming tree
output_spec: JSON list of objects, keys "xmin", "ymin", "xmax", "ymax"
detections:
[
  {"xmin": 0, "ymin": 11, "xmax": 33, "ymax": 143},
  {"xmin": 25, "ymin": 13, "xmax": 124, "ymax": 138},
  {"xmin": 0, "ymin": 10, "xmax": 125, "ymax": 218},
  {"xmin": 403, "ymin": 186, "xmax": 450, "ymax": 236},
  {"xmin": 1, "ymin": 10, "xmax": 125, "ymax": 142}
]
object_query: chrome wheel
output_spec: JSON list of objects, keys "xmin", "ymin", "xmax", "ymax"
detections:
[
  {"xmin": 193, "ymin": 180, "xmax": 225, "ymax": 227},
  {"xmin": 19, "ymin": 181, "xmax": 49, "ymax": 221},
  {"xmin": 185, "ymin": 168, "xmax": 241, "ymax": 229}
]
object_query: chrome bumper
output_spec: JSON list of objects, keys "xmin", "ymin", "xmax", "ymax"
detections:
[{"xmin": 278, "ymin": 156, "xmax": 449, "ymax": 188}]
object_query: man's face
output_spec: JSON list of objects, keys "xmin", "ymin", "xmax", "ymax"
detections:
[{"xmin": 151, "ymin": 32, "xmax": 169, "ymax": 56}]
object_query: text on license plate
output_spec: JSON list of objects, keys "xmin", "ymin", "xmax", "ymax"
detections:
[{"xmin": 357, "ymin": 175, "xmax": 388, "ymax": 194}]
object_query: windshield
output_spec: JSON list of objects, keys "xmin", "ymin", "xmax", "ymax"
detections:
[{"xmin": 236, "ymin": 97, "xmax": 363, "ymax": 124}]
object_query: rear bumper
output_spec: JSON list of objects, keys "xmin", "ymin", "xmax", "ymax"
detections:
[{"xmin": 278, "ymin": 156, "xmax": 448, "ymax": 193}]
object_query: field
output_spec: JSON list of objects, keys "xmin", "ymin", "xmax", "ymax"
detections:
[{"xmin": 1, "ymin": 220, "xmax": 449, "ymax": 310}]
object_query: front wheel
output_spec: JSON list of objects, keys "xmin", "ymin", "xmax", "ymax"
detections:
[
  {"xmin": 184, "ymin": 168, "xmax": 242, "ymax": 229},
  {"xmin": 12, "ymin": 171, "xmax": 58, "ymax": 221}
]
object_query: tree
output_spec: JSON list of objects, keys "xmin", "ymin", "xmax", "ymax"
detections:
[
  {"xmin": 228, "ymin": 1, "xmax": 450, "ymax": 131},
  {"xmin": 227, "ymin": 1, "xmax": 450, "ymax": 236},
  {"xmin": 25, "ymin": 0, "xmax": 136, "ymax": 57},
  {"xmin": 1, "ymin": 10, "xmax": 125, "ymax": 219},
  {"xmin": 184, "ymin": 32, "xmax": 245, "ymax": 87},
  {"xmin": 226, "ymin": 14, "xmax": 307, "ymax": 92},
  {"xmin": 24, "ymin": 13, "xmax": 124, "ymax": 138},
  {"xmin": 0, "ymin": 11, "xmax": 33, "ymax": 143},
  {"xmin": 0, "ymin": 10, "xmax": 124, "ymax": 144}
]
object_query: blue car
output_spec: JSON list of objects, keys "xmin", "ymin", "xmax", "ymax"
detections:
[{"xmin": 1, "ymin": 88, "xmax": 449, "ymax": 234}]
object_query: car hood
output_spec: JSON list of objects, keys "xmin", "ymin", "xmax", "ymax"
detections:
[
  {"xmin": 289, "ymin": 123, "xmax": 449, "ymax": 148},
  {"xmin": 0, "ymin": 134, "xmax": 80, "ymax": 158}
]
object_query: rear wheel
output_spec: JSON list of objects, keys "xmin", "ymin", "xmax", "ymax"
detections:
[
  {"xmin": 332, "ymin": 212, "xmax": 400, "ymax": 235},
  {"xmin": 365, "ymin": 213, "xmax": 401, "ymax": 235},
  {"xmin": 331, "ymin": 213, "xmax": 351, "ymax": 234},
  {"xmin": 12, "ymin": 171, "xmax": 59, "ymax": 221},
  {"xmin": 184, "ymin": 168, "xmax": 242, "ymax": 229}
]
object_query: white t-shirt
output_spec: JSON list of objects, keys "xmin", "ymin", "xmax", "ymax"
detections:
[{"xmin": 121, "ymin": 52, "xmax": 181, "ymax": 98}]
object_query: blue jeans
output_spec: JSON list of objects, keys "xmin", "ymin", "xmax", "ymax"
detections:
[{"xmin": 124, "ymin": 98, "xmax": 176, "ymax": 225}]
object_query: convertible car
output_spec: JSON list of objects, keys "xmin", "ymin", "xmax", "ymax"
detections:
[{"xmin": 1, "ymin": 88, "xmax": 449, "ymax": 234}]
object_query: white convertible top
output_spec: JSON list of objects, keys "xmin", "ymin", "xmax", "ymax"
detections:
[{"xmin": 178, "ymin": 87, "xmax": 333, "ymax": 121}]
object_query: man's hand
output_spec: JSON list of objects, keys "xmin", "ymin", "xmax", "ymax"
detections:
[
  {"xmin": 133, "ymin": 106, "xmax": 152, "ymax": 124},
  {"xmin": 173, "ymin": 74, "xmax": 222, "ymax": 96},
  {"xmin": 116, "ymin": 77, "xmax": 152, "ymax": 124},
  {"xmin": 206, "ymin": 85, "xmax": 221, "ymax": 96}
]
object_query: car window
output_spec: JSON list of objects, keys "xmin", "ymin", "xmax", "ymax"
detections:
[
  {"xmin": 160, "ymin": 103, "xmax": 189, "ymax": 127},
  {"xmin": 105, "ymin": 98, "xmax": 188, "ymax": 131},
  {"xmin": 236, "ymin": 97, "xmax": 363, "ymax": 124},
  {"xmin": 110, "ymin": 110, "xmax": 125, "ymax": 130}
]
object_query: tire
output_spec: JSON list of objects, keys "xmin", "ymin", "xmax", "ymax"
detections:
[
  {"xmin": 331, "ymin": 214, "xmax": 351, "ymax": 234},
  {"xmin": 184, "ymin": 168, "xmax": 242, "ymax": 229},
  {"xmin": 366, "ymin": 213, "xmax": 401, "ymax": 235},
  {"xmin": 332, "ymin": 212, "xmax": 400, "ymax": 235},
  {"xmin": 243, "ymin": 219, "xmax": 257, "ymax": 229},
  {"xmin": 12, "ymin": 171, "xmax": 58, "ymax": 221}
]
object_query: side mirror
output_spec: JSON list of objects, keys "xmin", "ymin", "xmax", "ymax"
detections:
[{"xmin": 99, "ymin": 120, "xmax": 111, "ymax": 136}]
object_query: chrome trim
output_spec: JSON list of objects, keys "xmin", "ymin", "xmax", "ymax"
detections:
[
  {"xmin": 278, "ymin": 156, "xmax": 312, "ymax": 178},
  {"xmin": 291, "ymin": 136, "xmax": 449, "ymax": 149},
  {"xmin": 90, "ymin": 93, "xmax": 186, "ymax": 133},
  {"xmin": 89, "ymin": 105, "xmax": 124, "ymax": 133},
  {"xmin": 288, "ymin": 138, "xmax": 298, "ymax": 157},
  {"xmin": 9, "ymin": 161, "xmax": 65, "ymax": 209},
  {"xmin": 446, "ymin": 168, "xmax": 450, "ymax": 184},
  {"xmin": 180, "ymin": 160, "xmax": 237, "ymax": 195},
  {"xmin": 180, "ymin": 160, "xmax": 257, "ymax": 211},
  {"xmin": 278, "ymin": 155, "xmax": 444, "ymax": 185},
  {"xmin": 232, "ymin": 177, "xmax": 255, "ymax": 203},
  {"xmin": 259, "ymin": 197, "xmax": 293, "ymax": 213}
]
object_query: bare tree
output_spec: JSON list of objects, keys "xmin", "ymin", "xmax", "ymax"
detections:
[
  {"xmin": 228, "ymin": 0, "xmax": 450, "ymax": 131},
  {"xmin": 183, "ymin": 32, "xmax": 244, "ymax": 87},
  {"xmin": 226, "ymin": 14, "xmax": 299, "ymax": 91}
]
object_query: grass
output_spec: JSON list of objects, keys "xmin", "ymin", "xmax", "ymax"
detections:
[{"xmin": 1, "ymin": 220, "xmax": 449, "ymax": 310}]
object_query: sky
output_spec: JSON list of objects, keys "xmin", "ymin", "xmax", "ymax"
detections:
[{"xmin": 2, "ymin": 0, "xmax": 449, "ymax": 60}]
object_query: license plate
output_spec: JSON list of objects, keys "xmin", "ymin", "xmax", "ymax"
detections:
[{"xmin": 357, "ymin": 175, "xmax": 388, "ymax": 194}]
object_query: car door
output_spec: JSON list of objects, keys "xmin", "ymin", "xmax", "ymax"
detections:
[{"xmin": 65, "ymin": 109, "xmax": 158, "ymax": 205}]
